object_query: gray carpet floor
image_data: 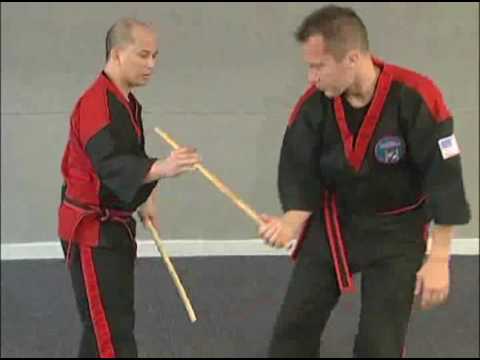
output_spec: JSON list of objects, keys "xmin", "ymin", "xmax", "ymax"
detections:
[{"xmin": 1, "ymin": 256, "xmax": 478, "ymax": 357}]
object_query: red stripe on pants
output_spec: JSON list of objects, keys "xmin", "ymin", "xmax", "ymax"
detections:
[{"xmin": 80, "ymin": 247, "xmax": 116, "ymax": 358}]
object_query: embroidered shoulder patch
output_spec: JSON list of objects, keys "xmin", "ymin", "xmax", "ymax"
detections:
[{"xmin": 438, "ymin": 134, "xmax": 460, "ymax": 159}]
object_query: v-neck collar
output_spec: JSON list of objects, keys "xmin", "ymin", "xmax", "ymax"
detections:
[
  {"xmin": 333, "ymin": 57, "xmax": 393, "ymax": 172},
  {"xmin": 100, "ymin": 71, "xmax": 142, "ymax": 138}
]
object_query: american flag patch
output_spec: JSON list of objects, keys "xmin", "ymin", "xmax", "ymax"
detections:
[{"xmin": 438, "ymin": 134, "xmax": 460, "ymax": 159}]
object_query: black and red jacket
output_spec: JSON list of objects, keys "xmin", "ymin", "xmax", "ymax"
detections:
[
  {"xmin": 58, "ymin": 72, "xmax": 157, "ymax": 248},
  {"xmin": 280, "ymin": 57, "xmax": 471, "ymax": 292}
]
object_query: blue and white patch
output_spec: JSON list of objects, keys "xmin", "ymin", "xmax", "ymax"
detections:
[
  {"xmin": 438, "ymin": 134, "xmax": 460, "ymax": 159},
  {"xmin": 375, "ymin": 136, "xmax": 405, "ymax": 164}
]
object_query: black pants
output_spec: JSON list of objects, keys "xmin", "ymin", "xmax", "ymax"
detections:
[
  {"xmin": 268, "ymin": 215, "xmax": 426, "ymax": 358},
  {"xmin": 61, "ymin": 227, "xmax": 137, "ymax": 358}
]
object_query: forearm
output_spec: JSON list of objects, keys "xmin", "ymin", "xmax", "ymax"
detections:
[{"xmin": 429, "ymin": 224, "xmax": 454, "ymax": 260}]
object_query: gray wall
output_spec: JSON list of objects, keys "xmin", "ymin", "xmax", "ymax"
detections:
[{"xmin": 2, "ymin": 2, "xmax": 478, "ymax": 244}]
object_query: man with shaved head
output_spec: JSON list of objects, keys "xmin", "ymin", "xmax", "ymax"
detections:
[{"xmin": 58, "ymin": 18, "xmax": 200, "ymax": 357}]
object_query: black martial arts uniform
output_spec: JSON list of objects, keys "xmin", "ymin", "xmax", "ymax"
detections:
[
  {"xmin": 58, "ymin": 71, "xmax": 157, "ymax": 357},
  {"xmin": 268, "ymin": 57, "xmax": 470, "ymax": 357}
]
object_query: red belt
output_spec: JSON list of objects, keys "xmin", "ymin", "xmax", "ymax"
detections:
[
  {"xmin": 323, "ymin": 191, "xmax": 356, "ymax": 293},
  {"xmin": 62, "ymin": 197, "xmax": 134, "ymax": 266}
]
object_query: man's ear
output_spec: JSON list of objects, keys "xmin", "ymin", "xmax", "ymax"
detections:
[
  {"xmin": 345, "ymin": 50, "xmax": 360, "ymax": 68},
  {"xmin": 110, "ymin": 47, "xmax": 123, "ymax": 65}
]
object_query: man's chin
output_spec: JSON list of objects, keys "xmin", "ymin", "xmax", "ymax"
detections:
[
  {"xmin": 324, "ymin": 89, "xmax": 342, "ymax": 98},
  {"xmin": 323, "ymin": 90, "xmax": 335, "ymax": 98},
  {"xmin": 137, "ymin": 80, "xmax": 149, "ymax": 86},
  {"xmin": 133, "ymin": 77, "xmax": 151, "ymax": 87}
]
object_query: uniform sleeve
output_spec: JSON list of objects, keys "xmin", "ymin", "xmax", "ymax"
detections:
[
  {"xmin": 404, "ymin": 85, "xmax": 470, "ymax": 225},
  {"xmin": 85, "ymin": 125, "xmax": 157, "ymax": 204},
  {"xmin": 77, "ymin": 96, "xmax": 157, "ymax": 205},
  {"xmin": 278, "ymin": 106, "xmax": 323, "ymax": 212}
]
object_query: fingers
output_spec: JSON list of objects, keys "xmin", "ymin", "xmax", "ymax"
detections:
[
  {"xmin": 258, "ymin": 215, "xmax": 292, "ymax": 249},
  {"xmin": 421, "ymin": 290, "xmax": 446, "ymax": 309},
  {"xmin": 419, "ymin": 286, "xmax": 449, "ymax": 309},
  {"xmin": 173, "ymin": 156, "xmax": 201, "ymax": 166},
  {"xmin": 171, "ymin": 147, "xmax": 201, "ymax": 159},
  {"xmin": 142, "ymin": 216, "xmax": 161, "ymax": 236},
  {"xmin": 170, "ymin": 148, "xmax": 202, "ymax": 172},
  {"xmin": 271, "ymin": 227, "xmax": 284, "ymax": 248},
  {"xmin": 174, "ymin": 160, "xmax": 200, "ymax": 172},
  {"xmin": 431, "ymin": 291, "xmax": 447, "ymax": 306},
  {"xmin": 260, "ymin": 224, "xmax": 288, "ymax": 249},
  {"xmin": 172, "ymin": 147, "xmax": 197, "ymax": 155},
  {"xmin": 171, "ymin": 147, "xmax": 200, "ymax": 159},
  {"xmin": 152, "ymin": 223, "xmax": 161, "ymax": 235},
  {"xmin": 265, "ymin": 226, "xmax": 282, "ymax": 248},
  {"xmin": 259, "ymin": 223, "xmax": 277, "ymax": 245},
  {"xmin": 150, "ymin": 217, "xmax": 161, "ymax": 232},
  {"xmin": 175, "ymin": 153, "xmax": 201, "ymax": 162},
  {"xmin": 143, "ymin": 215, "xmax": 152, "ymax": 227},
  {"xmin": 165, "ymin": 157, "xmax": 200, "ymax": 176},
  {"xmin": 259, "ymin": 222, "xmax": 273, "ymax": 239},
  {"xmin": 421, "ymin": 288, "xmax": 434, "ymax": 309},
  {"xmin": 264, "ymin": 222, "xmax": 280, "ymax": 241},
  {"xmin": 259, "ymin": 215, "xmax": 279, "ymax": 236},
  {"xmin": 286, "ymin": 240, "xmax": 297, "ymax": 253},
  {"xmin": 414, "ymin": 275, "xmax": 422, "ymax": 296},
  {"xmin": 260, "ymin": 213, "xmax": 273, "ymax": 223}
]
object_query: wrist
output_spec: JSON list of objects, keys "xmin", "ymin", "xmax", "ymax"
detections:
[
  {"xmin": 427, "ymin": 254, "xmax": 451, "ymax": 263},
  {"xmin": 153, "ymin": 160, "xmax": 167, "ymax": 179}
]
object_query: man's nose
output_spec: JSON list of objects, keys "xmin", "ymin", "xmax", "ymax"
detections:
[
  {"xmin": 308, "ymin": 69, "xmax": 319, "ymax": 84},
  {"xmin": 147, "ymin": 56, "xmax": 156, "ymax": 69}
]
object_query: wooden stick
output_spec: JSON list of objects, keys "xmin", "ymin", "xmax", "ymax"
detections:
[
  {"xmin": 146, "ymin": 220, "xmax": 197, "ymax": 323},
  {"xmin": 154, "ymin": 127, "xmax": 264, "ymax": 226}
]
